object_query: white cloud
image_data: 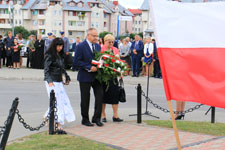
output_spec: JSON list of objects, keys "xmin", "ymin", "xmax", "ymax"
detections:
[{"xmin": 119, "ymin": 0, "xmax": 144, "ymax": 9}]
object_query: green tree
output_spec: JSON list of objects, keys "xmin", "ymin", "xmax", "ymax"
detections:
[
  {"xmin": 138, "ymin": 32, "xmax": 143, "ymax": 39},
  {"xmin": 129, "ymin": 33, "xmax": 136, "ymax": 40},
  {"xmin": 99, "ymin": 31, "xmax": 113, "ymax": 39},
  {"xmin": 29, "ymin": 30, "xmax": 37, "ymax": 37},
  {"xmin": 14, "ymin": 26, "xmax": 30, "ymax": 39}
]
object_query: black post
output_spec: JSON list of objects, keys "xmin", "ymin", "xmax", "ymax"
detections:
[
  {"xmin": 211, "ymin": 107, "xmax": 215, "ymax": 123},
  {"xmin": 0, "ymin": 98, "xmax": 19, "ymax": 150},
  {"xmin": 137, "ymin": 84, "xmax": 142, "ymax": 124},
  {"xmin": 49, "ymin": 90, "xmax": 55, "ymax": 135}
]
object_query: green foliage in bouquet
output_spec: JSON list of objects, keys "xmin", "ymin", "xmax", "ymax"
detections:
[{"xmin": 93, "ymin": 51, "xmax": 128, "ymax": 90}]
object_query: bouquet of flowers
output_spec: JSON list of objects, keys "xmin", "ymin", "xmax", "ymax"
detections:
[
  {"xmin": 17, "ymin": 43, "xmax": 24, "ymax": 49},
  {"xmin": 92, "ymin": 51, "xmax": 128, "ymax": 89}
]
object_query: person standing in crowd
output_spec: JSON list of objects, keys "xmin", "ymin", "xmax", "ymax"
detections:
[
  {"xmin": 143, "ymin": 36, "xmax": 154, "ymax": 76},
  {"xmin": 98, "ymin": 37, "xmax": 104, "ymax": 48},
  {"xmin": 17, "ymin": 33, "xmax": 24, "ymax": 67},
  {"xmin": 72, "ymin": 37, "xmax": 81, "ymax": 71},
  {"xmin": 61, "ymin": 31, "xmax": 70, "ymax": 68},
  {"xmin": 73, "ymin": 28, "xmax": 104, "ymax": 127},
  {"xmin": 28, "ymin": 35, "xmax": 36, "ymax": 68},
  {"xmin": 12, "ymin": 38, "xmax": 21, "ymax": 69},
  {"xmin": 130, "ymin": 35, "xmax": 144, "ymax": 77},
  {"xmin": 72, "ymin": 37, "xmax": 80, "ymax": 53},
  {"xmin": 0, "ymin": 35, "xmax": 4, "ymax": 68},
  {"xmin": 101, "ymin": 34, "xmax": 123, "ymax": 123},
  {"xmin": 152, "ymin": 39, "xmax": 161, "ymax": 78},
  {"xmin": 175, "ymin": 101, "xmax": 186, "ymax": 120},
  {"xmin": 5, "ymin": 31, "xmax": 14, "ymax": 68},
  {"xmin": 126, "ymin": 37, "xmax": 132, "ymax": 47},
  {"xmin": 34, "ymin": 34, "xmax": 45, "ymax": 69},
  {"xmin": 44, "ymin": 32, "xmax": 53, "ymax": 53},
  {"xmin": 44, "ymin": 37, "xmax": 75, "ymax": 129},
  {"xmin": 26, "ymin": 35, "xmax": 32, "ymax": 68},
  {"xmin": 120, "ymin": 38, "xmax": 131, "ymax": 75}
]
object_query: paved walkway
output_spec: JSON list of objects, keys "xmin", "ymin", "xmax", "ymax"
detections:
[{"xmin": 66, "ymin": 122, "xmax": 225, "ymax": 150}]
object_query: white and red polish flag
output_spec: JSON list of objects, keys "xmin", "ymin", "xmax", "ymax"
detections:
[{"xmin": 150, "ymin": 0, "xmax": 225, "ymax": 108}]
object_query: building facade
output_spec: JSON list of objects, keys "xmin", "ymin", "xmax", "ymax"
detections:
[
  {"xmin": 128, "ymin": 9, "xmax": 142, "ymax": 34},
  {"xmin": 0, "ymin": 0, "xmax": 133, "ymax": 39}
]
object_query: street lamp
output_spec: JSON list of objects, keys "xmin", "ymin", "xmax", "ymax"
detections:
[{"xmin": 8, "ymin": 2, "xmax": 15, "ymax": 36}]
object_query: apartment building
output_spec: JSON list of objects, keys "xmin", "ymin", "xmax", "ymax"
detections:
[
  {"xmin": 0, "ymin": 0, "xmax": 133, "ymax": 39},
  {"xmin": 128, "ymin": 9, "xmax": 142, "ymax": 34}
]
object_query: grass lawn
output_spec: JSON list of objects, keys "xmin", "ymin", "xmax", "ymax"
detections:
[
  {"xmin": 6, "ymin": 132, "xmax": 115, "ymax": 150},
  {"xmin": 145, "ymin": 120, "xmax": 225, "ymax": 136}
]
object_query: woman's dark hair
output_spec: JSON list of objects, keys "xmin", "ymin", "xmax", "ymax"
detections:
[{"xmin": 45, "ymin": 37, "xmax": 64, "ymax": 59}]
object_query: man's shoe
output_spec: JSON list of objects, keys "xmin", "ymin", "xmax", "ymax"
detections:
[
  {"xmin": 82, "ymin": 122, "xmax": 94, "ymax": 127},
  {"xmin": 92, "ymin": 120, "xmax": 104, "ymax": 127},
  {"xmin": 132, "ymin": 75, "xmax": 136, "ymax": 77}
]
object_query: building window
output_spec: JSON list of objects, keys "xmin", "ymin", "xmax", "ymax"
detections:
[
  {"xmin": 54, "ymin": 10, "xmax": 57, "ymax": 15},
  {"xmin": 32, "ymin": 10, "xmax": 38, "ymax": 15},
  {"xmin": 39, "ymin": 10, "xmax": 45, "ymax": 15},
  {"xmin": 104, "ymin": 13, "xmax": 107, "ymax": 18},
  {"xmin": 68, "ymin": 21, "xmax": 76, "ymax": 26},
  {"xmin": 32, "ymin": 20, "xmax": 37, "ymax": 26},
  {"xmin": 139, "ymin": 21, "xmax": 141, "ymax": 24},
  {"xmin": 91, "ymin": 22, "xmax": 94, "ymax": 27},
  {"xmin": 135, "ymin": 28, "xmax": 137, "ymax": 32},
  {"xmin": 138, "ymin": 28, "xmax": 140, "ymax": 32},
  {"xmin": 14, "ymin": 10, "xmax": 17, "ymax": 15},
  {"xmin": 91, "ymin": 12, "xmax": 95, "ymax": 17},
  {"xmin": 59, "ymin": 22, "xmax": 62, "ymax": 26},
  {"xmin": 73, "ymin": 11, "xmax": 77, "ymax": 16},
  {"xmin": 59, "ymin": 10, "xmax": 62, "ymax": 16},
  {"xmin": 77, "ymin": 21, "xmax": 85, "ymax": 26},
  {"xmin": 39, "ymin": 20, "xmax": 45, "ymax": 25},
  {"xmin": 19, "ymin": 20, "xmax": 21, "ymax": 25},
  {"xmin": 135, "ymin": 21, "xmax": 137, "ymax": 24},
  {"xmin": 104, "ymin": 22, "xmax": 107, "ymax": 27},
  {"xmin": 15, "ymin": 20, "xmax": 17, "ymax": 24},
  {"xmin": 96, "ymin": 22, "xmax": 98, "ymax": 28},
  {"xmin": 96, "ymin": 12, "xmax": 99, "ymax": 18},
  {"xmin": 52, "ymin": 30, "xmax": 57, "ymax": 35},
  {"xmin": 68, "ymin": 11, "xmax": 73, "ymax": 16},
  {"xmin": 77, "ymin": 2, "xmax": 82, "ymax": 7},
  {"xmin": 19, "ymin": 10, "xmax": 21, "ymax": 15},
  {"xmin": 69, "ymin": 31, "xmax": 73, "ymax": 36},
  {"xmin": 69, "ymin": 2, "xmax": 75, "ymax": 6}
]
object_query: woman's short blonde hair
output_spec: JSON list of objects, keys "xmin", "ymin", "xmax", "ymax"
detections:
[{"xmin": 104, "ymin": 34, "xmax": 115, "ymax": 42}]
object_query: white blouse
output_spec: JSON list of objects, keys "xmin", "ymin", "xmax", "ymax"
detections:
[{"xmin": 144, "ymin": 43, "xmax": 154, "ymax": 55}]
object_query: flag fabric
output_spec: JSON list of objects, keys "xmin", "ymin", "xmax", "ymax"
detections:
[{"xmin": 150, "ymin": 0, "xmax": 225, "ymax": 108}]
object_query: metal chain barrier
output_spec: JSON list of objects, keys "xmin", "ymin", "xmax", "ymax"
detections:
[
  {"xmin": 15, "ymin": 105, "xmax": 57, "ymax": 132},
  {"xmin": 139, "ymin": 88, "xmax": 204, "ymax": 114}
]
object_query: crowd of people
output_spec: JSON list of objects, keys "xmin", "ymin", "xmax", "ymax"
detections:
[{"xmin": 1, "ymin": 28, "xmax": 185, "ymax": 129}]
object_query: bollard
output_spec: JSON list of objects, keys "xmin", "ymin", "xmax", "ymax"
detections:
[
  {"xmin": 137, "ymin": 84, "xmax": 142, "ymax": 124},
  {"xmin": 211, "ymin": 107, "xmax": 215, "ymax": 123},
  {"xmin": 49, "ymin": 90, "xmax": 55, "ymax": 135},
  {"xmin": 0, "ymin": 98, "xmax": 19, "ymax": 150}
]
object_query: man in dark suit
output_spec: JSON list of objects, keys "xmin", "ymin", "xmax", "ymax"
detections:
[
  {"xmin": 130, "ymin": 35, "xmax": 144, "ymax": 77},
  {"xmin": 73, "ymin": 28, "xmax": 104, "ymax": 127},
  {"xmin": 5, "ymin": 31, "xmax": 14, "ymax": 68},
  {"xmin": 72, "ymin": 37, "xmax": 80, "ymax": 71}
]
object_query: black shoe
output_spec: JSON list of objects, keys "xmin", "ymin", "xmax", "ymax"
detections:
[
  {"xmin": 102, "ymin": 118, "xmax": 107, "ymax": 123},
  {"xmin": 92, "ymin": 120, "xmax": 104, "ymax": 127},
  {"xmin": 82, "ymin": 122, "xmax": 94, "ymax": 127},
  {"xmin": 112, "ymin": 117, "xmax": 123, "ymax": 122},
  {"xmin": 175, "ymin": 114, "xmax": 185, "ymax": 120},
  {"xmin": 132, "ymin": 75, "xmax": 136, "ymax": 77}
]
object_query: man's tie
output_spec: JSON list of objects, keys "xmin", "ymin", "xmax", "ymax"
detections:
[{"xmin": 92, "ymin": 44, "xmax": 95, "ymax": 56}]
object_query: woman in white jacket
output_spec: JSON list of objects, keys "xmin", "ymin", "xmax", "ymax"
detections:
[{"xmin": 143, "ymin": 36, "xmax": 154, "ymax": 76}]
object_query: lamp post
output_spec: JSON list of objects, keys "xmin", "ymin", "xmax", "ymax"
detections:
[{"xmin": 8, "ymin": 2, "xmax": 15, "ymax": 36}]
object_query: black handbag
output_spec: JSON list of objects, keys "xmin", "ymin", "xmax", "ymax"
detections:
[{"xmin": 118, "ymin": 78, "xmax": 126, "ymax": 103}]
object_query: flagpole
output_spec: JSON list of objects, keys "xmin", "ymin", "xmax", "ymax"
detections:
[{"xmin": 167, "ymin": 100, "xmax": 182, "ymax": 150}]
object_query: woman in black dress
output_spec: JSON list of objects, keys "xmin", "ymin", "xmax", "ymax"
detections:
[
  {"xmin": 101, "ymin": 34, "xmax": 123, "ymax": 123},
  {"xmin": 35, "ymin": 35, "xmax": 45, "ymax": 69},
  {"xmin": 12, "ymin": 38, "xmax": 21, "ymax": 69}
]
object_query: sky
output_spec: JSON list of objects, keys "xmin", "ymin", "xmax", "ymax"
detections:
[{"xmin": 118, "ymin": 0, "xmax": 145, "ymax": 9}]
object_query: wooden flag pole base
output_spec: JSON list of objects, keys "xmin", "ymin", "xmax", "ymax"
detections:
[{"xmin": 168, "ymin": 100, "xmax": 182, "ymax": 150}]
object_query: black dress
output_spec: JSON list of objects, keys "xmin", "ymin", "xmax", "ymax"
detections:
[
  {"xmin": 12, "ymin": 44, "xmax": 21, "ymax": 63},
  {"xmin": 34, "ymin": 40, "xmax": 45, "ymax": 69},
  {"xmin": 102, "ymin": 78, "xmax": 120, "ymax": 104}
]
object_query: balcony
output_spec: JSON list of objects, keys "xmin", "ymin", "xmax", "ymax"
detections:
[
  {"xmin": 67, "ymin": 25, "xmax": 86, "ymax": 31},
  {"xmin": 0, "ymin": 23, "xmax": 11, "ymax": 28},
  {"xmin": 38, "ymin": 14, "xmax": 46, "ymax": 19},
  {"xmin": 0, "ymin": 14, "xmax": 10, "ymax": 19}
]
